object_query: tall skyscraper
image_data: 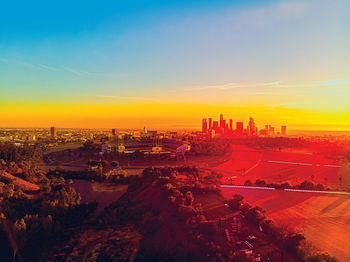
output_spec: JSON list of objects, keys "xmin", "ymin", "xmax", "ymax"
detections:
[
  {"xmin": 50, "ymin": 126, "xmax": 56, "ymax": 138},
  {"xmin": 236, "ymin": 122, "xmax": 244, "ymax": 135},
  {"xmin": 202, "ymin": 118, "xmax": 208, "ymax": 133},
  {"xmin": 229, "ymin": 119, "xmax": 233, "ymax": 130},
  {"xmin": 281, "ymin": 126, "xmax": 287, "ymax": 136},
  {"xmin": 208, "ymin": 118, "xmax": 213, "ymax": 130},
  {"xmin": 112, "ymin": 128, "xmax": 117, "ymax": 136},
  {"xmin": 248, "ymin": 117, "xmax": 256, "ymax": 136},
  {"xmin": 213, "ymin": 121, "xmax": 219, "ymax": 131},
  {"xmin": 219, "ymin": 114, "xmax": 224, "ymax": 128}
]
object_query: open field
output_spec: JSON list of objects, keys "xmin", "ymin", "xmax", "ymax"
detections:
[
  {"xmin": 70, "ymin": 180, "xmax": 127, "ymax": 212},
  {"xmin": 215, "ymin": 145, "xmax": 350, "ymax": 190},
  {"xmin": 222, "ymin": 187, "xmax": 350, "ymax": 261}
]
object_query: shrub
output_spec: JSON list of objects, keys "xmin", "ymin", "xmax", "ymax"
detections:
[
  {"xmin": 299, "ymin": 180, "xmax": 315, "ymax": 190},
  {"xmin": 315, "ymin": 183, "xmax": 325, "ymax": 191},
  {"xmin": 245, "ymin": 206, "xmax": 266, "ymax": 226},
  {"xmin": 227, "ymin": 194, "xmax": 244, "ymax": 211},
  {"xmin": 244, "ymin": 180, "xmax": 253, "ymax": 186},
  {"xmin": 255, "ymin": 179, "xmax": 266, "ymax": 187},
  {"xmin": 284, "ymin": 232, "xmax": 306, "ymax": 254},
  {"xmin": 281, "ymin": 182, "xmax": 291, "ymax": 189},
  {"xmin": 185, "ymin": 191, "xmax": 194, "ymax": 206}
]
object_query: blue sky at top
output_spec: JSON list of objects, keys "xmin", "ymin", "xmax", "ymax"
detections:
[{"xmin": 0, "ymin": 0, "xmax": 349, "ymax": 110}]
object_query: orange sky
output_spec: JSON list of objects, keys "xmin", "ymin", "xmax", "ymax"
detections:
[{"xmin": 1, "ymin": 102, "xmax": 349, "ymax": 130}]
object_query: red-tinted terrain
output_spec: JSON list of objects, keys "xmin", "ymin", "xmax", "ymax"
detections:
[
  {"xmin": 216, "ymin": 145, "xmax": 349, "ymax": 189},
  {"xmin": 222, "ymin": 187, "xmax": 350, "ymax": 262}
]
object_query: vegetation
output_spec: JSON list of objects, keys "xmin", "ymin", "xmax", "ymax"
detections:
[
  {"xmin": 190, "ymin": 140, "xmax": 230, "ymax": 156},
  {"xmin": 244, "ymin": 179, "xmax": 329, "ymax": 191},
  {"xmin": 0, "ymin": 143, "xmax": 98, "ymax": 261},
  {"xmin": 227, "ymin": 193, "xmax": 339, "ymax": 262}
]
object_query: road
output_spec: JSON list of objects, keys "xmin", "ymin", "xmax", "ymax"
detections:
[{"xmin": 222, "ymin": 186, "xmax": 350, "ymax": 262}]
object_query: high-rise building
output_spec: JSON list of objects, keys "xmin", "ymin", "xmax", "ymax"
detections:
[
  {"xmin": 229, "ymin": 119, "xmax": 233, "ymax": 130},
  {"xmin": 220, "ymin": 114, "xmax": 224, "ymax": 128},
  {"xmin": 50, "ymin": 126, "xmax": 56, "ymax": 138},
  {"xmin": 202, "ymin": 118, "xmax": 208, "ymax": 133},
  {"xmin": 112, "ymin": 129, "xmax": 117, "ymax": 136},
  {"xmin": 213, "ymin": 121, "xmax": 219, "ymax": 131},
  {"xmin": 281, "ymin": 126, "xmax": 287, "ymax": 136},
  {"xmin": 236, "ymin": 122, "xmax": 244, "ymax": 135},
  {"xmin": 208, "ymin": 118, "xmax": 213, "ymax": 130},
  {"xmin": 248, "ymin": 117, "xmax": 256, "ymax": 136}
]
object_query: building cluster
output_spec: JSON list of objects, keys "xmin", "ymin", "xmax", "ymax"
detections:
[
  {"xmin": 202, "ymin": 114, "xmax": 287, "ymax": 138},
  {"xmin": 109, "ymin": 126, "xmax": 179, "ymax": 141},
  {"xmin": 0, "ymin": 127, "xmax": 97, "ymax": 147}
]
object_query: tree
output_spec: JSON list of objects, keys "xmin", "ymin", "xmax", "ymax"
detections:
[
  {"xmin": 255, "ymin": 179, "xmax": 266, "ymax": 187},
  {"xmin": 299, "ymin": 180, "xmax": 315, "ymax": 190},
  {"xmin": 284, "ymin": 233, "xmax": 305, "ymax": 254},
  {"xmin": 228, "ymin": 194, "xmax": 244, "ymax": 211},
  {"xmin": 245, "ymin": 206, "xmax": 266, "ymax": 226},
  {"xmin": 244, "ymin": 180, "xmax": 253, "ymax": 186},
  {"xmin": 185, "ymin": 191, "xmax": 194, "ymax": 206}
]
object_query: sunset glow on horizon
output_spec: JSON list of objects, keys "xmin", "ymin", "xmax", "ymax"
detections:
[{"xmin": 1, "ymin": 0, "xmax": 349, "ymax": 130}]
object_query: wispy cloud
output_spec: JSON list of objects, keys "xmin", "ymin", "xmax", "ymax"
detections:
[
  {"xmin": 186, "ymin": 79, "xmax": 350, "ymax": 91},
  {"xmin": 37, "ymin": 64, "xmax": 59, "ymax": 71},
  {"xmin": 62, "ymin": 67, "xmax": 91, "ymax": 76},
  {"xmin": 187, "ymin": 83, "xmax": 247, "ymax": 91},
  {"xmin": 86, "ymin": 94, "xmax": 158, "ymax": 102},
  {"xmin": 0, "ymin": 58, "xmax": 58, "ymax": 72},
  {"xmin": 266, "ymin": 79, "xmax": 350, "ymax": 89},
  {"xmin": 0, "ymin": 57, "xmax": 129, "ymax": 78}
]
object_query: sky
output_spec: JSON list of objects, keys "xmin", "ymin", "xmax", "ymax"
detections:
[{"xmin": 0, "ymin": 0, "xmax": 349, "ymax": 130}]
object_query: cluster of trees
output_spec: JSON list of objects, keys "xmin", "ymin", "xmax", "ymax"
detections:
[
  {"xmin": 0, "ymin": 142, "xmax": 100, "ymax": 261},
  {"xmin": 86, "ymin": 166, "xmax": 234, "ymax": 261},
  {"xmin": 244, "ymin": 179, "xmax": 328, "ymax": 191},
  {"xmin": 155, "ymin": 168, "xmax": 242, "ymax": 261},
  {"xmin": 227, "ymin": 194, "xmax": 339, "ymax": 262},
  {"xmin": 0, "ymin": 142, "xmax": 40, "ymax": 163},
  {"xmin": 48, "ymin": 159, "xmax": 134, "ymax": 183},
  {"xmin": 189, "ymin": 141, "xmax": 230, "ymax": 156},
  {"xmin": 1, "ymin": 183, "xmax": 97, "ymax": 261},
  {"xmin": 0, "ymin": 142, "xmax": 46, "ymax": 184},
  {"xmin": 143, "ymin": 166, "xmax": 222, "ymax": 195},
  {"xmin": 49, "ymin": 226, "xmax": 142, "ymax": 261}
]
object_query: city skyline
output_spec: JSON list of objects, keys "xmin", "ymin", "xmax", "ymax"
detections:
[{"xmin": 1, "ymin": 0, "xmax": 349, "ymax": 130}]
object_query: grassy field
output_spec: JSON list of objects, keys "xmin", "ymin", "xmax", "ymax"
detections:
[
  {"xmin": 223, "ymin": 187, "xmax": 350, "ymax": 262},
  {"xmin": 70, "ymin": 180, "xmax": 127, "ymax": 212},
  {"xmin": 216, "ymin": 145, "xmax": 349, "ymax": 190}
]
